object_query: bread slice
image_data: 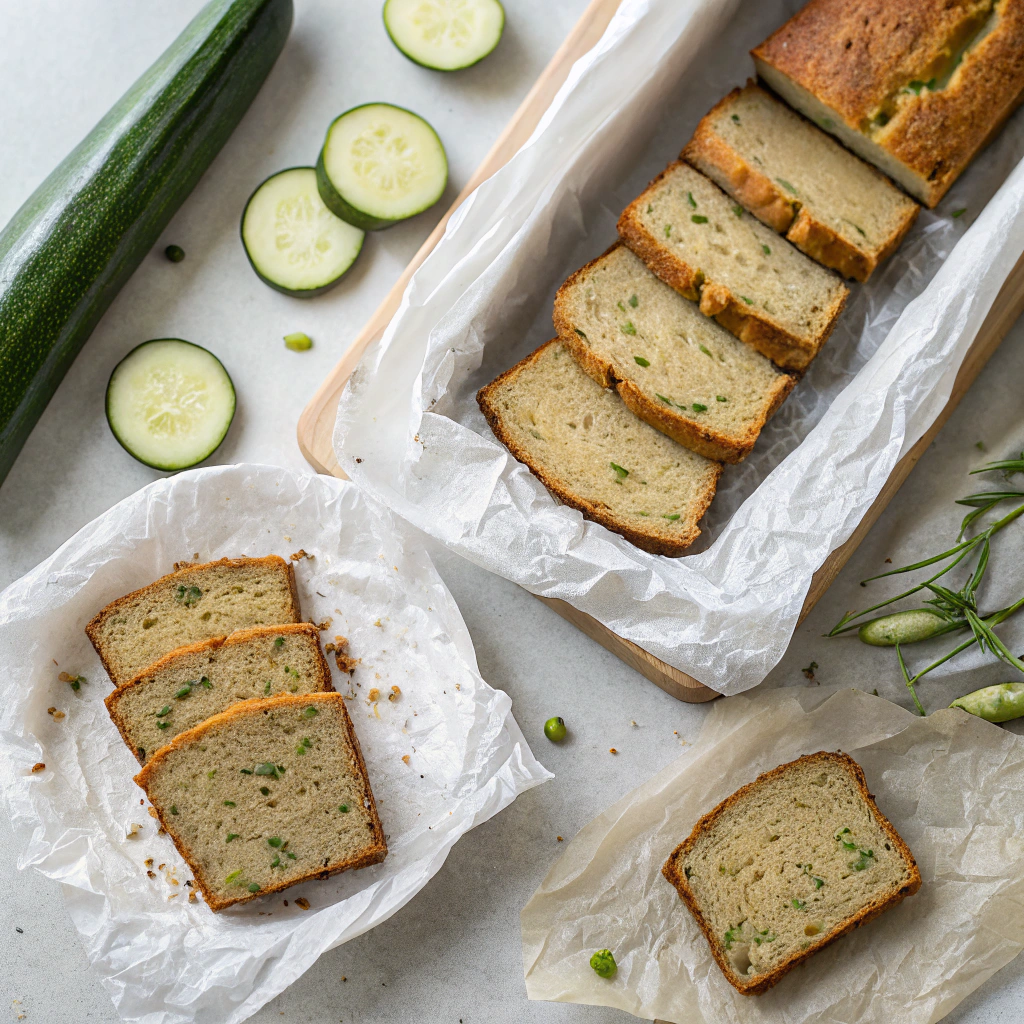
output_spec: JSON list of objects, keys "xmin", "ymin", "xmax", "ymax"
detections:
[
  {"xmin": 105, "ymin": 623, "xmax": 333, "ymax": 765},
  {"xmin": 552, "ymin": 244, "xmax": 795, "ymax": 464},
  {"xmin": 663, "ymin": 751, "xmax": 921, "ymax": 996},
  {"xmin": 618, "ymin": 162, "xmax": 848, "ymax": 371},
  {"xmin": 478, "ymin": 340, "xmax": 722, "ymax": 556},
  {"xmin": 752, "ymin": 0, "xmax": 1024, "ymax": 208},
  {"xmin": 683, "ymin": 83, "xmax": 920, "ymax": 282},
  {"xmin": 86, "ymin": 556, "xmax": 302, "ymax": 687},
  {"xmin": 134, "ymin": 692, "xmax": 386, "ymax": 911}
]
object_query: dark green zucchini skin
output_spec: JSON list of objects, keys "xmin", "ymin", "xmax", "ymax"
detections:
[{"xmin": 0, "ymin": 0, "xmax": 293, "ymax": 485}]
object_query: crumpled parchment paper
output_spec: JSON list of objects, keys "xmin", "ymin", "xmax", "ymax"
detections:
[
  {"xmin": 521, "ymin": 687, "xmax": 1024, "ymax": 1024},
  {"xmin": 332, "ymin": 0, "xmax": 1024, "ymax": 695},
  {"xmin": 0, "ymin": 464, "xmax": 550, "ymax": 1024}
]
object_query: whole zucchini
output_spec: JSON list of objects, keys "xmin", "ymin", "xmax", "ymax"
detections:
[{"xmin": 0, "ymin": 0, "xmax": 293, "ymax": 485}]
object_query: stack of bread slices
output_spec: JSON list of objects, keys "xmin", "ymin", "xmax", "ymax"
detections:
[
  {"xmin": 481, "ymin": 0, "xmax": 1023, "ymax": 556},
  {"xmin": 88, "ymin": 555, "xmax": 386, "ymax": 911}
]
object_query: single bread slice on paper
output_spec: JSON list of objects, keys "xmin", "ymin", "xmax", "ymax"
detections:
[
  {"xmin": 86, "ymin": 556, "xmax": 302, "ymax": 687},
  {"xmin": 751, "ymin": 0, "xmax": 1024, "ymax": 208},
  {"xmin": 135, "ymin": 692, "xmax": 386, "ymax": 912},
  {"xmin": 106, "ymin": 623, "xmax": 333, "ymax": 765},
  {"xmin": 552, "ymin": 244, "xmax": 794, "ymax": 464},
  {"xmin": 662, "ymin": 751, "xmax": 921, "ymax": 996},
  {"xmin": 618, "ymin": 161, "xmax": 848, "ymax": 371},
  {"xmin": 683, "ymin": 83, "xmax": 919, "ymax": 282},
  {"xmin": 478, "ymin": 339, "xmax": 722, "ymax": 556}
]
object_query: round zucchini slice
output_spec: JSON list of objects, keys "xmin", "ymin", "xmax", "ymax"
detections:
[
  {"xmin": 241, "ymin": 167, "xmax": 365, "ymax": 296},
  {"xmin": 383, "ymin": 0, "xmax": 505, "ymax": 71},
  {"xmin": 316, "ymin": 103, "xmax": 448, "ymax": 231},
  {"xmin": 106, "ymin": 339, "xmax": 236, "ymax": 471}
]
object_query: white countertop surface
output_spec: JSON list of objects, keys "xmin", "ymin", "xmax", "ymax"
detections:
[{"xmin": 2, "ymin": 2, "xmax": 1024, "ymax": 1022}]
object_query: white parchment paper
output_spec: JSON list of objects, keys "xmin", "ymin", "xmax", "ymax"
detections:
[
  {"xmin": 332, "ymin": 0, "xmax": 1024, "ymax": 695},
  {"xmin": 0, "ymin": 464, "xmax": 550, "ymax": 1024},
  {"xmin": 521, "ymin": 687, "xmax": 1024, "ymax": 1024}
]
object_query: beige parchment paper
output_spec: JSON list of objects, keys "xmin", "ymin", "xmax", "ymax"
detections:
[{"xmin": 521, "ymin": 687, "xmax": 1024, "ymax": 1024}]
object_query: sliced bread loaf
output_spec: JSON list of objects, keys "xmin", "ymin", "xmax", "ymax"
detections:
[
  {"xmin": 134, "ymin": 692, "xmax": 386, "ymax": 911},
  {"xmin": 478, "ymin": 340, "xmax": 722, "ymax": 556},
  {"xmin": 552, "ymin": 244, "xmax": 795, "ymax": 464},
  {"xmin": 683, "ymin": 83, "xmax": 920, "ymax": 282},
  {"xmin": 663, "ymin": 751, "xmax": 921, "ymax": 996},
  {"xmin": 752, "ymin": 0, "xmax": 1024, "ymax": 207},
  {"xmin": 106, "ymin": 623, "xmax": 333, "ymax": 765},
  {"xmin": 617, "ymin": 161, "xmax": 848, "ymax": 371},
  {"xmin": 86, "ymin": 556, "xmax": 301, "ymax": 687}
]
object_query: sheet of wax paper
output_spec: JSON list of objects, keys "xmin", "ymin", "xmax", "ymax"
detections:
[
  {"xmin": 0, "ymin": 464, "xmax": 550, "ymax": 1024},
  {"xmin": 331, "ymin": 0, "xmax": 1024, "ymax": 695},
  {"xmin": 521, "ymin": 687, "xmax": 1024, "ymax": 1024}
]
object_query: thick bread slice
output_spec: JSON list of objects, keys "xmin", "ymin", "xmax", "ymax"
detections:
[
  {"xmin": 663, "ymin": 751, "xmax": 921, "ymax": 996},
  {"xmin": 552, "ymin": 244, "xmax": 795, "ymax": 464},
  {"xmin": 106, "ymin": 623, "xmax": 333, "ymax": 765},
  {"xmin": 752, "ymin": 0, "xmax": 1024, "ymax": 208},
  {"xmin": 618, "ymin": 162, "xmax": 848, "ymax": 371},
  {"xmin": 478, "ymin": 340, "xmax": 722, "ymax": 556},
  {"xmin": 86, "ymin": 556, "xmax": 302, "ymax": 687},
  {"xmin": 683, "ymin": 83, "xmax": 920, "ymax": 282},
  {"xmin": 135, "ymin": 692, "xmax": 386, "ymax": 912}
]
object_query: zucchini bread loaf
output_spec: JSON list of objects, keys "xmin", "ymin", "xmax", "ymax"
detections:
[
  {"xmin": 86, "ymin": 556, "xmax": 301, "ymax": 687},
  {"xmin": 106, "ymin": 623, "xmax": 332, "ymax": 764},
  {"xmin": 663, "ymin": 751, "xmax": 920, "ymax": 995},
  {"xmin": 683, "ymin": 83, "xmax": 920, "ymax": 282},
  {"xmin": 478, "ymin": 339, "xmax": 723, "ymax": 556},
  {"xmin": 752, "ymin": 0, "xmax": 1024, "ymax": 207},
  {"xmin": 135, "ymin": 692, "xmax": 386, "ymax": 911}
]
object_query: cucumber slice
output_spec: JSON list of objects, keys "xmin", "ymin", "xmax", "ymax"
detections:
[
  {"xmin": 106, "ymin": 340, "xmax": 236, "ymax": 471},
  {"xmin": 316, "ymin": 104, "xmax": 448, "ymax": 231},
  {"xmin": 383, "ymin": 0, "xmax": 505, "ymax": 71},
  {"xmin": 241, "ymin": 167, "xmax": 365, "ymax": 296}
]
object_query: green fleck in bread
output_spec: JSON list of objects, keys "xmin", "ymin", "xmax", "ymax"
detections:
[
  {"xmin": 478, "ymin": 340, "xmax": 722, "ymax": 556},
  {"xmin": 752, "ymin": 0, "xmax": 1024, "ymax": 208},
  {"xmin": 86, "ymin": 556, "xmax": 302, "ymax": 687},
  {"xmin": 618, "ymin": 162, "xmax": 848, "ymax": 372},
  {"xmin": 663, "ymin": 751, "xmax": 921, "ymax": 996},
  {"xmin": 552, "ymin": 244, "xmax": 795, "ymax": 464},
  {"xmin": 135, "ymin": 693, "xmax": 386, "ymax": 912},
  {"xmin": 105, "ymin": 623, "xmax": 333, "ymax": 765},
  {"xmin": 683, "ymin": 83, "xmax": 920, "ymax": 282}
]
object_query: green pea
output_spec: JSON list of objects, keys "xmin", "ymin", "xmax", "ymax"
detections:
[
  {"xmin": 950, "ymin": 682, "xmax": 1024, "ymax": 723},
  {"xmin": 857, "ymin": 609, "xmax": 950, "ymax": 646},
  {"xmin": 590, "ymin": 948, "xmax": 617, "ymax": 978},
  {"xmin": 283, "ymin": 332, "xmax": 313, "ymax": 351},
  {"xmin": 164, "ymin": 244, "xmax": 185, "ymax": 263},
  {"xmin": 544, "ymin": 716, "xmax": 567, "ymax": 742}
]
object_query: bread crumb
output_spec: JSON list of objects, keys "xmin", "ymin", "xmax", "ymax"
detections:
[
  {"xmin": 126, "ymin": 823, "xmax": 143, "ymax": 839},
  {"xmin": 315, "ymin": 617, "xmax": 332, "ymax": 631},
  {"xmin": 147, "ymin": 870, "xmax": 157, "ymax": 879},
  {"xmin": 388, "ymin": 685, "xmax": 401, "ymax": 702},
  {"xmin": 294, "ymin": 897, "xmax": 311, "ymax": 910},
  {"xmin": 144, "ymin": 858, "xmax": 153, "ymax": 867},
  {"xmin": 47, "ymin": 706, "xmax": 66, "ymax": 720},
  {"xmin": 290, "ymin": 549, "xmax": 313, "ymax": 562},
  {"xmin": 609, "ymin": 748, "xmax": 618, "ymax": 755},
  {"xmin": 168, "ymin": 893, "xmax": 179, "ymax": 900},
  {"xmin": 148, "ymin": 807, "xmax": 160, "ymax": 819},
  {"xmin": 188, "ymin": 891, "xmax": 197, "ymax": 903},
  {"xmin": 557, "ymin": 836, "xmax": 563, "ymax": 842},
  {"xmin": 401, "ymin": 755, "xmax": 410, "ymax": 765},
  {"xmin": 284, "ymin": 535, "xmax": 292, "ymax": 542},
  {"xmin": 367, "ymin": 688, "xmax": 380, "ymax": 703},
  {"xmin": 630, "ymin": 720, "xmax": 638, "ymax": 727},
  {"xmin": 332, "ymin": 637, "xmax": 360, "ymax": 674},
  {"xmin": 30, "ymin": 762, "xmax": 45, "ymax": 773},
  {"xmin": 374, "ymin": 619, "xmax": 382, "ymax": 628}
]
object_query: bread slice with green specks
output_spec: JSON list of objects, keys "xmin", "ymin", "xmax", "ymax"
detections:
[
  {"xmin": 663, "ymin": 751, "xmax": 921, "ymax": 996},
  {"xmin": 478, "ymin": 340, "xmax": 722, "ymax": 556},
  {"xmin": 105, "ymin": 623, "xmax": 333, "ymax": 765},
  {"xmin": 683, "ymin": 83, "xmax": 920, "ymax": 282},
  {"xmin": 617, "ymin": 161, "xmax": 848, "ymax": 371},
  {"xmin": 134, "ymin": 692, "xmax": 386, "ymax": 912},
  {"xmin": 86, "ymin": 556, "xmax": 302, "ymax": 687},
  {"xmin": 552, "ymin": 244, "xmax": 795, "ymax": 464}
]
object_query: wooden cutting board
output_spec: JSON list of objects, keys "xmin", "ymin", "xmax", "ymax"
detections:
[{"xmin": 297, "ymin": 0, "xmax": 1024, "ymax": 704}]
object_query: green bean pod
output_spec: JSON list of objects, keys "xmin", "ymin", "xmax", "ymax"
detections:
[
  {"xmin": 950, "ymin": 683, "xmax": 1024, "ymax": 723},
  {"xmin": 857, "ymin": 609, "xmax": 951, "ymax": 646}
]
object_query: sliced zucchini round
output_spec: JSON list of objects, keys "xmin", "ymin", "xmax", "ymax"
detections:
[
  {"xmin": 241, "ymin": 167, "xmax": 365, "ymax": 296},
  {"xmin": 383, "ymin": 0, "xmax": 505, "ymax": 71},
  {"xmin": 316, "ymin": 103, "xmax": 448, "ymax": 231},
  {"xmin": 106, "ymin": 339, "xmax": 236, "ymax": 471}
]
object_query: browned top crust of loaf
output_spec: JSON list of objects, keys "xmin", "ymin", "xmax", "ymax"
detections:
[
  {"xmin": 104, "ymin": 622, "xmax": 334, "ymax": 764},
  {"xmin": 662, "ymin": 751, "xmax": 922, "ymax": 996},
  {"xmin": 85, "ymin": 556, "xmax": 302, "ymax": 684},
  {"xmin": 135, "ymin": 692, "xmax": 386, "ymax": 912},
  {"xmin": 477, "ymin": 340, "xmax": 721, "ymax": 557},
  {"xmin": 752, "ymin": 0, "xmax": 1024, "ymax": 206}
]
